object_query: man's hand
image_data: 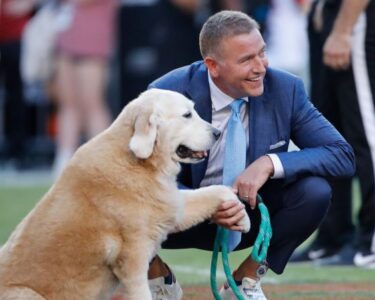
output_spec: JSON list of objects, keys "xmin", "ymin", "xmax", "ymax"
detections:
[
  {"xmin": 211, "ymin": 155, "xmax": 273, "ymax": 229},
  {"xmin": 322, "ymin": 0, "xmax": 370, "ymax": 70},
  {"xmin": 323, "ymin": 32, "xmax": 352, "ymax": 70},
  {"xmin": 233, "ymin": 155, "xmax": 274, "ymax": 209},
  {"xmin": 211, "ymin": 199, "xmax": 247, "ymax": 231}
]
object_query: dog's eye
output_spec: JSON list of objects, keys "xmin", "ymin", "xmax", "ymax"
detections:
[{"xmin": 183, "ymin": 112, "xmax": 192, "ymax": 118}]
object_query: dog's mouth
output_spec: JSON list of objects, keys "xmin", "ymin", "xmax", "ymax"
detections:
[{"xmin": 176, "ymin": 145, "xmax": 208, "ymax": 160}]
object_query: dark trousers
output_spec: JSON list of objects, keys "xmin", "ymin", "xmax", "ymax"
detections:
[
  {"xmin": 0, "ymin": 40, "xmax": 28, "ymax": 159},
  {"xmin": 163, "ymin": 176, "xmax": 331, "ymax": 274},
  {"xmin": 308, "ymin": 1, "xmax": 375, "ymax": 251}
]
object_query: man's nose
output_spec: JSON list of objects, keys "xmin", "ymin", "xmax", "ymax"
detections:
[{"xmin": 252, "ymin": 56, "xmax": 266, "ymax": 73}]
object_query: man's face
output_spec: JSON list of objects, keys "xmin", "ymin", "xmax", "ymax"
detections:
[{"xmin": 206, "ymin": 29, "xmax": 268, "ymax": 99}]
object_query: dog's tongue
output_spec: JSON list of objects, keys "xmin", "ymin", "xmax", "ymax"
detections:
[{"xmin": 192, "ymin": 151, "xmax": 207, "ymax": 159}]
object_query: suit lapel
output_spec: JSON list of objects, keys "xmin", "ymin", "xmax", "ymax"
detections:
[
  {"xmin": 248, "ymin": 82, "xmax": 273, "ymax": 163},
  {"xmin": 186, "ymin": 65, "xmax": 212, "ymax": 123},
  {"xmin": 186, "ymin": 64, "xmax": 212, "ymax": 188}
]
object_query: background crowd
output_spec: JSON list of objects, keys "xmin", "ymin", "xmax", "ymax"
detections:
[{"xmin": 0, "ymin": 0, "xmax": 374, "ymax": 269}]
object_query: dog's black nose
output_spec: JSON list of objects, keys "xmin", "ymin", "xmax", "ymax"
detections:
[{"xmin": 212, "ymin": 128, "xmax": 221, "ymax": 140}]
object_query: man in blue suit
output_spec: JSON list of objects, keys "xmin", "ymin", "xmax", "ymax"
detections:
[{"xmin": 146, "ymin": 10, "xmax": 355, "ymax": 300}]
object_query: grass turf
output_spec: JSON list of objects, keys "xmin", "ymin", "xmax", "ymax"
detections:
[{"xmin": 1, "ymin": 184, "xmax": 375, "ymax": 299}]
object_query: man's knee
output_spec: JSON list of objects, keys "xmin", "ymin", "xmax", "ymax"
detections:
[{"xmin": 297, "ymin": 176, "xmax": 332, "ymax": 215}]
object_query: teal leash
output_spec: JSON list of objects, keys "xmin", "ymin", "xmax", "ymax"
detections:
[
  {"xmin": 210, "ymin": 194, "xmax": 272, "ymax": 300},
  {"xmin": 251, "ymin": 195, "xmax": 272, "ymax": 263}
]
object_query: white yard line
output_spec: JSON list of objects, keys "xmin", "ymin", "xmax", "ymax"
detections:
[{"xmin": 173, "ymin": 265, "xmax": 279, "ymax": 284}]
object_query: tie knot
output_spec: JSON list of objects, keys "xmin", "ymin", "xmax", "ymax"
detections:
[{"xmin": 230, "ymin": 99, "xmax": 245, "ymax": 114}]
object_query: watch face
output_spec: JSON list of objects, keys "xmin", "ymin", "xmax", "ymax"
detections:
[{"xmin": 256, "ymin": 264, "xmax": 268, "ymax": 278}]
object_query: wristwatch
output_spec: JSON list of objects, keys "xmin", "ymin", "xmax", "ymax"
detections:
[{"xmin": 256, "ymin": 261, "xmax": 268, "ymax": 279}]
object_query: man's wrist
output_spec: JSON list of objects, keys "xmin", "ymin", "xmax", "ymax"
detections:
[
  {"xmin": 332, "ymin": 22, "xmax": 353, "ymax": 35},
  {"xmin": 263, "ymin": 155, "xmax": 274, "ymax": 177},
  {"xmin": 266, "ymin": 154, "xmax": 285, "ymax": 179}
]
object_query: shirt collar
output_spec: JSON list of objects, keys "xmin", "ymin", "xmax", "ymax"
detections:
[{"xmin": 208, "ymin": 73, "xmax": 248, "ymax": 112}]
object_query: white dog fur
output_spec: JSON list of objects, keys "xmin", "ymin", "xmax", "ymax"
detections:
[{"xmin": 0, "ymin": 89, "xmax": 250, "ymax": 300}]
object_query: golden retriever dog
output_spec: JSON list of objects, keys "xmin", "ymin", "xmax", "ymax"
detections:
[{"xmin": 0, "ymin": 89, "xmax": 250, "ymax": 300}]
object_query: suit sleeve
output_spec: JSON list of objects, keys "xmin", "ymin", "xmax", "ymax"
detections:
[{"xmin": 276, "ymin": 78, "xmax": 356, "ymax": 181}]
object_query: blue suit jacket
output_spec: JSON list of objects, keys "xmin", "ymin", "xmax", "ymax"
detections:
[{"xmin": 149, "ymin": 61, "xmax": 355, "ymax": 188}]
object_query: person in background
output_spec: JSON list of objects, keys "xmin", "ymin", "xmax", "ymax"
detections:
[
  {"xmin": 0, "ymin": 0, "xmax": 36, "ymax": 168},
  {"xmin": 52, "ymin": 0, "xmax": 117, "ymax": 178},
  {"xmin": 117, "ymin": 0, "xmax": 245, "ymax": 108},
  {"xmin": 265, "ymin": 0, "xmax": 310, "ymax": 77},
  {"xmin": 291, "ymin": 0, "xmax": 375, "ymax": 267},
  {"xmin": 145, "ymin": 10, "xmax": 354, "ymax": 300}
]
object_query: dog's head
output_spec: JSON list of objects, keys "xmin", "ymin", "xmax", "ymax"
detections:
[{"xmin": 127, "ymin": 89, "xmax": 220, "ymax": 164}]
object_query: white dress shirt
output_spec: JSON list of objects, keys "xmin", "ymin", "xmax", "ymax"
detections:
[{"xmin": 199, "ymin": 74, "xmax": 284, "ymax": 188}]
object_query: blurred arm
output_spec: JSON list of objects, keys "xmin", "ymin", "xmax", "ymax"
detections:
[
  {"xmin": 169, "ymin": 0, "xmax": 202, "ymax": 14},
  {"xmin": 3, "ymin": 0, "xmax": 42, "ymax": 17},
  {"xmin": 323, "ymin": 0, "xmax": 370, "ymax": 70},
  {"xmin": 217, "ymin": 0, "xmax": 245, "ymax": 10}
]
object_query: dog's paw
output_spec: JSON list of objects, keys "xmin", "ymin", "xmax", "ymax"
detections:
[
  {"xmin": 237, "ymin": 212, "xmax": 251, "ymax": 233},
  {"xmin": 205, "ymin": 185, "xmax": 239, "ymax": 202},
  {"xmin": 202, "ymin": 185, "xmax": 251, "ymax": 233},
  {"xmin": 207, "ymin": 186, "xmax": 251, "ymax": 232}
]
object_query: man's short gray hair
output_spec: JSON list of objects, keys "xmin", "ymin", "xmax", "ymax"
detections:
[{"xmin": 199, "ymin": 10, "xmax": 260, "ymax": 58}]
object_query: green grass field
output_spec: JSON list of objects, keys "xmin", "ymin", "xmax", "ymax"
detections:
[{"xmin": 1, "ymin": 184, "xmax": 375, "ymax": 299}]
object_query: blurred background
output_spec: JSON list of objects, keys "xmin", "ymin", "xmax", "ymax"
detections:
[{"xmin": 0, "ymin": 0, "xmax": 310, "ymax": 173}]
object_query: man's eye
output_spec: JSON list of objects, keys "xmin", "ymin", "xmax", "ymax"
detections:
[{"xmin": 183, "ymin": 112, "xmax": 192, "ymax": 118}]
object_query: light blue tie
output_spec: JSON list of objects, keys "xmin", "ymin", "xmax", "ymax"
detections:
[{"xmin": 223, "ymin": 99, "xmax": 247, "ymax": 251}]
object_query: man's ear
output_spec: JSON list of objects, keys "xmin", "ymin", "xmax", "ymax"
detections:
[
  {"xmin": 129, "ymin": 105, "xmax": 158, "ymax": 159},
  {"xmin": 204, "ymin": 56, "xmax": 219, "ymax": 78}
]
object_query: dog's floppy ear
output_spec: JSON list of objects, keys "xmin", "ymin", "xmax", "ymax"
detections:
[{"xmin": 129, "ymin": 105, "xmax": 158, "ymax": 159}]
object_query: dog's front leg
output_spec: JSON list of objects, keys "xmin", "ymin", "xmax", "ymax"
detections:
[
  {"xmin": 173, "ymin": 185, "xmax": 250, "ymax": 233},
  {"xmin": 112, "ymin": 243, "xmax": 153, "ymax": 300}
]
